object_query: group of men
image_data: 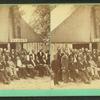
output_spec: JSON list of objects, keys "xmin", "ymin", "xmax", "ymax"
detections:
[
  {"xmin": 0, "ymin": 48, "xmax": 50, "ymax": 84},
  {"xmin": 51, "ymin": 48, "xmax": 100, "ymax": 85},
  {"xmin": 1, "ymin": 46, "xmax": 100, "ymax": 86}
]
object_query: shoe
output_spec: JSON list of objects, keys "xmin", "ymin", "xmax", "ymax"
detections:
[
  {"xmin": 15, "ymin": 77, "xmax": 20, "ymax": 80},
  {"xmin": 54, "ymin": 83, "xmax": 59, "ymax": 85},
  {"xmin": 85, "ymin": 81, "xmax": 90, "ymax": 84},
  {"xmin": 23, "ymin": 77, "xmax": 27, "ymax": 79},
  {"xmin": 4, "ymin": 81, "xmax": 10, "ymax": 84}
]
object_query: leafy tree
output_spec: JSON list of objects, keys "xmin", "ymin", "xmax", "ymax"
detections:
[{"xmin": 30, "ymin": 5, "xmax": 50, "ymax": 40}]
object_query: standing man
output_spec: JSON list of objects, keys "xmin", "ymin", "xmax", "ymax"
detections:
[
  {"xmin": 37, "ymin": 49, "xmax": 45, "ymax": 77},
  {"xmin": 56, "ymin": 48, "xmax": 62, "ymax": 81},
  {"xmin": 61, "ymin": 52, "xmax": 69, "ymax": 83},
  {"xmin": 68, "ymin": 55, "xmax": 78, "ymax": 82},
  {"xmin": 51, "ymin": 55, "xmax": 60, "ymax": 85}
]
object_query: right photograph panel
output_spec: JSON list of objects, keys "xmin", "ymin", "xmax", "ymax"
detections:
[{"xmin": 50, "ymin": 4, "xmax": 100, "ymax": 89}]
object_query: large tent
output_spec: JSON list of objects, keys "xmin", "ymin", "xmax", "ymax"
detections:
[
  {"xmin": 21, "ymin": 18, "xmax": 43, "ymax": 52},
  {"xmin": 51, "ymin": 6, "xmax": 97, "ymax": 43},
  {"xmin": 21, "ymin": 18, "xmax": 42, "ymax": 43},
  {"xmin": 0, "ymin": 6, "xmax": 43, "ymax": 51},
  {"xmin": 0, "ymin": 6, "xmax": 42, "ymax": 43},
  {"xmin": 0, "ymin": 6, "xmax": 11, "ymax": 43}
]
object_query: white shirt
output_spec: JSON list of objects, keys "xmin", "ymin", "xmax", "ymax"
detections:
[
  {"xmin": 17, "ymin": 59, "xmax": 22, "ymax": 67},
  {"xmin": 27, "ymin": 55, "xmax": 30, "ymax": 61}
]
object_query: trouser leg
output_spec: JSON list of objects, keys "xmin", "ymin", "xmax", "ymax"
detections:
[
  {"xmin": 3, "ymin": 70, "xmax": 10, "ymax": 82},
  {"xmin": 13, "ymin": 68, "xmax": 19, "ymax": 79},
  {"xmin": 6, "ymin": 67, "xmax": 14, "ymax": 80},
  {"xmin": 84, "ymin": 70, "xmax": 91, "ymax": 81},
  {"xmin": 38, "ymin": 66, "xmax": 44, "ymax": 77},
  {"xmin": 54, "ymin": 71, "xmax": 59, "ymax": 85},
  {"xmin": 18, "ymin": 68, "xmax": 22, "ymax": 78},
  {"xmin": 28, "ymin": 68, "xmax": 35, "ymax": 78},
  {"xmin": 94, "ymin": 68, "xmax": 99, "ymax": 78},
  {"xmin": 62, "ymin": 71, "xmax": 69, "ymax": 83},
  {"xmin": 22, "ymin": 68, "xmax": 28, "ymax": 78},
  {"xmin": 0, "ymin": 71, "xmax": 10, "ymax": 84},
  {"xmin": 58, "ymin": 69, "xmax": 62, "ymax": 81},
  {"xmin": 70, "ymin": 70, "xmax": 77, "ymax": 82},
  {"xmin": 78, "ymin": 71, "xmax": 90, "ymax": 83}
]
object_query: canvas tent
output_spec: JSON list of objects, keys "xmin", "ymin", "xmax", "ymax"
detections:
[
  {"xmin": 51, "ymin": 5, "xmax": 100, "ymax": 56},
  {"xmin": 51, "ymin": 6, "xmax": 96, "ymax": 43},
  {"xmin": 0, "ymin": 6, "xmax": 43, "ymax": 52}
]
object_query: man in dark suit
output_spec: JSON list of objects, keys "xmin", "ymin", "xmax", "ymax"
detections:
[
  {"xmin": 26, "ymin": 54, "xmax": 36, "ymax": 78},
  {"xmin": 56, "ymin": 49, "xmax": 62, "ymax": 81},
  {"xmin": 68, "ymin": 54, "xmax": 78, "ymax": 82},
  {"xmin": 61, "ymin": 52, "xmax": 69, "ymax": 83},
  {"xmin": 37, "ymin": 49, "xmax": 46, "ymax": 77},
  {"xmin": 51, "ymin": 54, "xmax": 60, "ymax": 85},
  {"xmin": 45, "ymin": 50, "xmax": 50, "ymax": 66},
  {"xmin": 37, "ymin": 49, "xmax": 45, "ymax": 64}
]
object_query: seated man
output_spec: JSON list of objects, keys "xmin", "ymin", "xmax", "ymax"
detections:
[
  {"xmin": 96, "ymin": 55, "xmax": 100, "ymax": 77},
  {"xmin": 61, "ymin": 52, "xmax": 69, "ymax": 83},
  {"xmin": 51, "ymin": 54, "xmax": 60, "ymax": 85},
  {"xmin": 0, "ymin": 58, "xmax": 10, "ymax": 84},
  {"xmin": 7, "ymin": 56, "xmax": 19, "ymax": 80},
  {"xmin": 68, "ymin": 55, "xmax": 78, "ymax": 82},
  {"xmin": 77, "ymin": 56, "xmax": 90, "ymax": 84},
  {"xmin": 41, "ymin": 54, "xmax": 50, "ymax": 76},
  {"xmin": 88, "ymin": 56, "xmax": 100, "ymax": 79},
  {"xmin": 36, "ymin": 53, "xmax": 49, "ymax": 77},
  {"xmin": 26, "ymin": 54, "xmax": 36, "ymax": 78},
  {"xmin": 16, "ymin": 56, "xmax": 28, "ymax": 79}
]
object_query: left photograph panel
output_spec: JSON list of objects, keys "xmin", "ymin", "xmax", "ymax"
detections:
[{"xmin": 0, "ymin": 4, "xmax": 51, "ymax": 89}]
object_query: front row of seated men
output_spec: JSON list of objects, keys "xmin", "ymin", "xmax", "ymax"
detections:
[{"xmin": 0, "ymin": 48, "xmax": 50, "ymax": 84}]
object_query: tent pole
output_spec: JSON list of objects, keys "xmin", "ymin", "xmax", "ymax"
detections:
[
  {"xmin": 7, "ymin": 42, "xmax": 11, "ymax": 51},
  {"xmin": 89, "ymin": 42, "xmax": 92, "ymax": 50}
]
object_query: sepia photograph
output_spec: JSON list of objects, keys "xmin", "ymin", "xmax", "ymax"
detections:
[
  {"xmin": 1, "ymin": 4, "xmax": 100, "ymax": 91},
  {"xmin": 0, "ymin": 4, "xmax": 51, "ymax": 89},
  {"xmin": 50, "ymin": 4, "xmax": 100, "ymax": 89}
]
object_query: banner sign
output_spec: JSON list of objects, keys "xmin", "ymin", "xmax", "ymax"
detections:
[
  {"xmin": 11, "ymin": 39, "xmax": 27, "ymax": 42},
  {"xmin": 92, "ymin": 38, "xmax": 100, "ymax": 42}
]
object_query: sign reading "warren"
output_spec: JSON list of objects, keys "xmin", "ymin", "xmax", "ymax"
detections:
[
  {"xmin": 92, "ymin": 38, "xmax": 100, "ymax": 42},
  {"xmin": 11, "ymin": 39, "xmax": 27, "ymax": 42}
]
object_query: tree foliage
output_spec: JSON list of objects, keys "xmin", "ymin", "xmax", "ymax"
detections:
[{"xmin": 30, "ymin": 5, "xmax": 50, "ymax": 39}]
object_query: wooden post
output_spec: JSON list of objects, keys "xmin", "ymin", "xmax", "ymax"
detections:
[
  {"xmin": 7, "ymin": 43, "xmax": 10, "ymax": 51},
  {"xmin": 89, "ymin": 43, "xmax": 92, "ymax": 50}
]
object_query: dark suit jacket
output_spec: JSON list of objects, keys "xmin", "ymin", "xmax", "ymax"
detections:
[
  {"xmin": 37, "ymin": 52, "xmax": 45, "ymax": 64},
  {"xmin": 51, "ymin": 60, "xmax": 60, "ymax": 73}
]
